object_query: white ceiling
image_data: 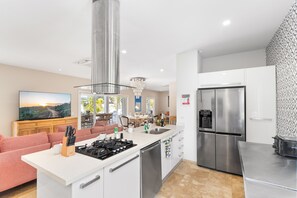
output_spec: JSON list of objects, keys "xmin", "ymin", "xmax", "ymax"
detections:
[{"xmin": 0, "ymin": 0, "xmax": 294, "ymax": 91}]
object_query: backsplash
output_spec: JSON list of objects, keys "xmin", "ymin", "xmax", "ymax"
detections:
[{"xmin": 266, "ymin": 2, "xmax": 297, "ymax": 137}]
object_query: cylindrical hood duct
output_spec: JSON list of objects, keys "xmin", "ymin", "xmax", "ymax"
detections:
[{"xmin": 92, "ymin": 0, "xmax": 120, "ymax": 94}]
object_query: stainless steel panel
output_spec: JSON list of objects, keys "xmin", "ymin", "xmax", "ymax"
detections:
[
  {"xmin": 238, "ymin": 141, "xmax": 297, "ymax": 191},
  {"xmin": 92, "ymin": 0, "xmax": 120, "ymax": 94},
  {"xmin": 216, "ymin": 88, "xmax": 245, "ymax": 134},
  {"xmin": 141, "ymin": 141, "xmax": 162, "ymax": 198},
  {"xmin": 216, "ymin": 133, "xmax": 245, "ymax": 175},
  {"xmin": 197, "ymin": 89, "xmax": 215, "ymax": 131},
  {"xmin": 197, "ymin": 132, "xmax": 216, "ymax": 169}
]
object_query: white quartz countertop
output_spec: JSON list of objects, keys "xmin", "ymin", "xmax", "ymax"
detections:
[{"xmin": 22, "ymin": 125, "xmax": 183, "ymax": 186}]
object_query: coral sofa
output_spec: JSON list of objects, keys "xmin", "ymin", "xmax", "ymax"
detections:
[
  {"xmin": 0, "ymin": 132, "xmax": 50, "ymax": 192},
  {"xmin": 0, "ymin": 125, "xmax": 123, "ymax": 192}
]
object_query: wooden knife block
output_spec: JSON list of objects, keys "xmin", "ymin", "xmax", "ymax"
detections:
[{"xmin": 61, "ymin": 136, "xmax": 75, "ymax": 157}]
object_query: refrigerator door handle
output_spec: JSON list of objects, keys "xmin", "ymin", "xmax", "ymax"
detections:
[
  {"xmin": 249, "ymin": 117, "xmax": 272, "ymax": 121},
  {"xmin": 215, "ymin": 132, "xmax": 244, "ymax": 136}
]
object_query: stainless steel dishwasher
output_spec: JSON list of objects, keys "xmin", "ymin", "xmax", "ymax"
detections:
[{"xmin": 141, "ymin": 140, "xmax": 162, "ymax": 198}]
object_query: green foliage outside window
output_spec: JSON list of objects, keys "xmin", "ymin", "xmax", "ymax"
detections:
[{"xmin": 81, "ymin": 97, "xmax": 104, "ymax": 114}]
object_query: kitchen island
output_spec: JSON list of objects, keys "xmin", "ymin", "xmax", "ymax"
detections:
[
  {"xmin": 22, "ymin": 125, "xmax": 184, "ymax": 198},
  {"xmin": 238, "ymin": 141, "xmax": 297, "ymax": 198}
]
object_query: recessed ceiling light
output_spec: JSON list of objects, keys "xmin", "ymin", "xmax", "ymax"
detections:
[
  {"xmin": 58, "ymin": 68, "xmax": 62, "ymax": 72},
  {"xmin": 222, "ymin": 20, "xmax": 231, "ymax": 26},
  {"xmin": 121, "ymin": 50, "xmax": 127, "ymax": 54},
  {"xmin": 160, "ymin": 68, "xmax": 164, "ymax": 72}
]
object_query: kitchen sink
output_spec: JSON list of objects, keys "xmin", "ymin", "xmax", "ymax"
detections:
[{"xmin": 149, "ymin": 128, "xmax": 170, "ymax": 134}]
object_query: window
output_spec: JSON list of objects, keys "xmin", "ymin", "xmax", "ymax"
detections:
[
  {"xmin": 107, "ymin": 96, "xmax": 128, "ymax": 123},
  {"xmin": 79, "ymin": 94, "xmax": 127, "ymax": 128},
  {"xmin": 146, "ymin": 97, "xmax": 155, "ymax": 115}
]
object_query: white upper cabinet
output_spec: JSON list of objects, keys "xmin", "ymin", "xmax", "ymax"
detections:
[
  {"xmin": 246, "ymin": 66, "xmax": 276, "ymax": 144},
  {"xmin": 198, "ymin": 69, "xmax": 245, "ymax": 88},
  {"xmin": 198, "ymin": 66, "xmax": 277, "ymax": 144}
]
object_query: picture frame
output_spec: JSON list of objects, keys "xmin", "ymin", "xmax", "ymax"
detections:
[{"xmin": 135, "ymin": 96, "xmax": 142, "ymax": 112}]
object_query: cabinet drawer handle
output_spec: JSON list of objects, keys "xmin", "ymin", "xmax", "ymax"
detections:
[
  {"xmin": 249, "ymin": 117, "xmax": 272, "ymax": 121},
  {"xmin": 80, "ymin": 175, "xmax": 100, "ymax": 189},
  {"xmin": 109, "ymin": 155, "xmax": 139, "ymax": 173}
]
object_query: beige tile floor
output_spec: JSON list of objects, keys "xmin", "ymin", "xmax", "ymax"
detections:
[
  {"xmin": 157, "ymin": 160, "xmax": 244, "ymax": 198},
  {"xmin": 0, "ymin": 160, "xmax": 244, "ymax": 198}
]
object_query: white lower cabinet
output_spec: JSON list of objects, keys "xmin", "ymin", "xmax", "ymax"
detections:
[
  {"xmin": 171, "ymin": 132, "xmax": 180, "ymax": 168},
  {"xmin": 161, "ymin": 137, "xmax": 172, "ymax": 180},
  {"xmin": 72, "ymin": 169, "xmax": 104, "ymax": 198},
  {"xmin": 178, "ymin": 130, "xmax": 184, "ymax": 160},
  {"xmin": 161, "ymin": 130, "xmax": 184, "ymax": 180},
  {"xmin": 103, "ymin": 151, "xmax": 140, "ymax": 198},
  {"xmin": 37, "ymin": 169, "xmax": 104, "ymax": 198}
]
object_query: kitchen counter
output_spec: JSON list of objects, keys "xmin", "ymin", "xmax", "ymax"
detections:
[
  {"xmin": 22, "ymin": 125, "xmax": 183, "ymax": 186},
  {"xmin": 238, "ymin": 141, "xmax": 297, "ymax": 198}
]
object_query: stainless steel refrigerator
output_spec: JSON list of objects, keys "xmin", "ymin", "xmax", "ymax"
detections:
[{"xmin": 197, "ymin": 87, "xmax": 245, "ymax": 175}]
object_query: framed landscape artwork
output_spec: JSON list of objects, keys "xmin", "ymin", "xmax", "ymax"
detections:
[{"xmin": 135, "ymin": 96, "xmax": 142, "ymax": 112}]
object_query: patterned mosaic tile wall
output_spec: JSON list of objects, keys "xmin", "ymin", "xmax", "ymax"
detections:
[{"xmin": 266, "ymin": 2, "xmax": 297, "ymax": 137}]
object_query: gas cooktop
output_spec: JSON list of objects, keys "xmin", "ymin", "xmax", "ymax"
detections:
[{"xmin": 75, "ymin": 138, "xmax": 137, "ymax": 160}]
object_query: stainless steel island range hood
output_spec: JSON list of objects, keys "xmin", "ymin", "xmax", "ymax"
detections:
[{"xmin": 75, "ymin": 0, "xmax": 134, "ymax": 94}]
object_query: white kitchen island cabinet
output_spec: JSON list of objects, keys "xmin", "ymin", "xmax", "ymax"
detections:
[
  {"xmin": 22, "ymin": 125, "xmax": 184, "ymax": 198},
  {"xmin": 103, "ymin": 151, "xmax": 140, "ymax": 198},
  {"xmin": 37, "ymin": 169, "xmax": 103, "ymax": 198}
]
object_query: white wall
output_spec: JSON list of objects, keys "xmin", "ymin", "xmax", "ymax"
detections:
[
  {"xmin": 169, "ymin": 82, "xmax": 176, "ymax": 116},
  {"xmin": 202, "ymin": 49, "xmax": 266, "ymax": 73},
  {"xmin": 0, "ymin": 64, "xmax": 90, "ymax": 137},
  {"xmin": 158, "ymin": 91, "xmax": 169, "ymax": 114},
  {"xmin": 176, "ymin": 50, "xmax": 201, "ymax": 162},
  {"xmin": 120, "ymin": 89, "xmax": 161, "ymax": 115}
]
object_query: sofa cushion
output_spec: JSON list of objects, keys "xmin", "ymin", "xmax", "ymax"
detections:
[
  {"xmin": 0, "ymin": 143, "xmax": 50, "ymax": 192},
  {"xmin": 48, "ymin": 132, "xmax": 65, "ymax": 146},
  {"xmin": 95, "ymin": 120, "xmax": 108, "ymax": 126},
  {"xmin": 105, "ymin": 124, "xmax": 118, "ymax": 131},
  {"xmin": 76, "ymin": 128, "xmax": 91, "ymax": 137},
  {"xmin": 55, "ymin": 124, "xmax": 77, "ymax": 133},
  {"xmin": 105, "ymin": 129, "xmax": 114, "ymax": 135},
  {"xmin": 91, "ymin": 126, "xmax": 106, "ymax": 134},
  {"xmin": 0, "ymin": 134, "xmax": 4, "ymax": 153},
  {"xmin": 0, "ymin": 132, "xmax": 49, "ymax": 153},
  {"xmin": 76, "ymin": 133, "xmax": 99, "ymax": 143}
]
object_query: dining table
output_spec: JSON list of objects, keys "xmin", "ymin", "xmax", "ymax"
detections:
[{"xmin": 128, "ymin": 115, "xmax": 149, "ymax": 127}]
